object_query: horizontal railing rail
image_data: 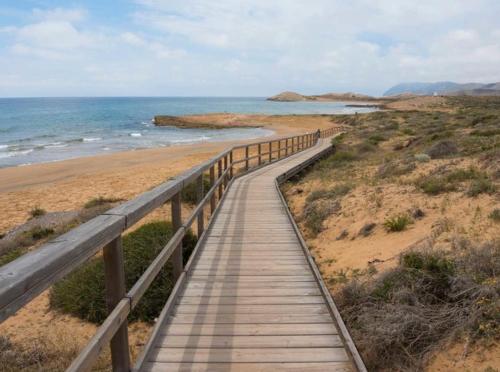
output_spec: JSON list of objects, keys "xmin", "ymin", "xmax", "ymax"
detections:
[{"xmin": 0, "ymin": 126, "xmax": 344, "ymax": 372}]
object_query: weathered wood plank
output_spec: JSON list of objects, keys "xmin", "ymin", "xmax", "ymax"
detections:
[
  {"xmin": 149, "ymin": 347, "xmax": 349, "ymax": 363},
  {"xmin": 173, "ymin": 304, "xmax": 329, "ymax": 315},
  {"xmin": 168, "ymin": 311, "xmax": 330, "ymax": 322},
  {"xmin": 155, "ymin": 334, "xmax": 343, "ymax": 348},
  {"xmin": 161, "ymin": 322, "xmax": 338, "ymax": 336},
  {"xmin": 180, "ymin": 288, "xmax": 321, "ymax": 297},
  {"xmin": 143, "ymin": 361, "xmax": 353, "ymax": 372}
]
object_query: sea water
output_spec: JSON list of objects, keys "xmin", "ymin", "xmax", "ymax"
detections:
[{"xmin": 0, "ymin": 97, "xmax": 375, "ymax": 168}]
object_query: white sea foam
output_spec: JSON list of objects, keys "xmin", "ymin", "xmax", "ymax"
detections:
[
  {"xmin": 0, "ymin": 145, "xmax": 8, "ymax": 150},
  {"xmin": 130, "ymin": 133, "xmax": 142, "ymax": 137},
  {"xmin": 83, "ymin": 137, "xmax": 102, "ymax": 142},
  {"xmin": 0, "ymin": 149, "xmax": 34, "ymax": 158}
]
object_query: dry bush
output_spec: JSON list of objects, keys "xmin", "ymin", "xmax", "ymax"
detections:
[
  {"xmin": 0, "ymin": 333, "xmax": 110, "ymax": 372},
  {"xmin": 338, "ymin": 240, "xmax": 500, "ymax": 371}
]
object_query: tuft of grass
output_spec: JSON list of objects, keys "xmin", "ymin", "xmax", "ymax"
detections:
[
  {"xmin": 414, "ymin": 153, "xmax": 431, "ymax": 163},
  {"xmin": 305, "ymin": 183, "xmax": 352, "ymax": 204},
  {"xmin": 0, "ymin": 247, "xmax": 26, "ymax": 267},
  {"xmin": 84, "ymin": 196, "xmax": 123, "ymax": 209},
  {"xmin": 28, "ymin": 227, "xmax": 54, "ymax": 240},
  {"xmin": 384, "ymin": 215, "xmax": 412, "ymax": 232},
  {"xmin": 489, "ymin": 209, "xmax": 500, "ymax": 222},
  {"xmin": 29, "ymin": 206, "xmax": 46, "ymax": 219},
  {"xmin": 467, "ymin": 178, "xmax": 496, "ymax": 197},
  {"xmin": 377, "ymin": 159, "xmax": 416, "ymax": 178},
  {"xmin": 331, "ymin": 151, "xmax": 358, "ymax": 163},
  {"xmin": 367, "ymin": 134, "xmax": 386, "ymax": 145},
  {"xmin": 303, "ymin": 200, "xmax": 341, "ymax": 236},
  {"xmin": 331, "ymin": 133, "xmax": 346, "ymax": 146},
  {"xmin": 50, "ymin": 221, "xmax": 197, "ymax": 323}
]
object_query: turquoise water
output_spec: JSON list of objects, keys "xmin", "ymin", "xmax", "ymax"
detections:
[{"xmin": 0, "ymin": 97, "xmax": 375, "ymax": 168}]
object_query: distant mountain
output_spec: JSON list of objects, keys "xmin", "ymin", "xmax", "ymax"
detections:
[
  {"xmin": 267, "ymin": 91, "xmax": 377, "ymax": 102},
  {"xmin": 384, "ymin": 82, "xmax": 500, "ymax": 96}
]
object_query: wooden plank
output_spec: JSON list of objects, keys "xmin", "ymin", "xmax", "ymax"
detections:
[
  {"xmin": 192, "ymin": 263, "xmax": 309, "ymax": 270},
  {"xmin": 149, "ymin": 347, "xmax": 349, "ymax": 363},
  {"xmin": 180, "ymin": 288, "xmax": 321, "ymax": 297},
  {"xmin": 173, "ymin": 304, "xmax": 329, "ymax": 315},
  {"xmin": 188, "ymin": 275, "xmax": 315, "ymax": 282},
  {"xmin": 155, "ymin": 334, "xmax": 342, "ymax": 348},
  {"xmin": 185, "ymin": 281, "xmax": 317, "ymax": 289},
  {"xmin": 161, "ymin": 322, "xmax": 338, "ymax": 336},
  {"xmin": 143, "ymin": 361, "xmax": 353, "ymax": 372},
  {"xmin": 169, "ymin": 308, "xmax": 328, "ymax": 319},
  {"xmin": 189, "ymin": 269, "xmax": 308, "ymax": 276},
  {"xmin": 173, "ymin": 295, "xmax": 327, "ymax": 307}
]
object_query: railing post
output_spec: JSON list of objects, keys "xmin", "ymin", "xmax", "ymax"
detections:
[
  {"xmin": 171, "ymin": 192, "xmax": 183, "ymax": 280},
  {"xmin": 209, "ymin": 165, "xmax": 216, "ymax": 214},
  {"xmin": 258, "ymin": 143, "xmax": 262, "ymax": 165},
  {"xmin": 245, "ymin": 146, "xmax": 249, "ymax": 171},
  {"xmin": 196, "ymin": 174, "xmax": 204, "ymax": 236},
  {"xmin": 103, "ymin": 236, "xmax": 131, "ymax": 372},
  {"xmin": 218, "ymin": 159, "xmax": 223, "ymax": 198},
  {"xmin": 292, "ymin": 137, "xmax": 295, "ymax": 153},
  {"xmin": 229, "ymin": 151, "xmax": 233, "ymax": 179},
  {"xmin": 223, "ymin": 154, "xmax": 228, "ymax": 188},
  {"xmin": 269, "ymin": 142, "xmax": 272, "ymax": 162},
  {"xmin": 278, "ymin": 140, "xmax": 281, "ymax": 159},
  {"xmin": 286, "ymin": 138, "xmax": 289, "ymax": 156}
]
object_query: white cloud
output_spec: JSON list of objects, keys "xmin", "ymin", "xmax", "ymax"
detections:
[
  {"xmin": 1, "ymin": 2, "xmax": 500, "ymax": 96},
  {"xmin": 32, "ymin": 7, "xmax": 87, "ymax": 23}
]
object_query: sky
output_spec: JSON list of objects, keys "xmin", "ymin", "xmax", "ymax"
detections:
[{"xmin": 1, "ymin": 0, "xmax": 500, "ymax": 97}]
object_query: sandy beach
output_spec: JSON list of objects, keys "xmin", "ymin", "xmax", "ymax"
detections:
[{"xmin": 0, "ymin": 113, "xmax": 336, "ymax": 233}]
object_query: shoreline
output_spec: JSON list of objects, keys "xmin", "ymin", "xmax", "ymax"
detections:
[{"xmin": 0, "ymin": 113, "xmax": 338, "ymax": 232}]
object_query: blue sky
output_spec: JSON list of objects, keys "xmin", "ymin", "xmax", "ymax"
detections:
[{"xmin": 1, "ymin": 0, "xmax": 500, "ymax": 97}]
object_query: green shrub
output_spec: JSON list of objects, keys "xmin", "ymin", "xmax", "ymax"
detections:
[
  {"xmin": 29, "ymin": 207, "xmax": 46, "ymax": 219},
  {"xmin": 84, "ymin": 196, "xmax": 123, "ymax": 209},
  {"xmin": 417, "ymin": 176, "xmax": 453, "ymax": 195},
  {"xmin": 367, "ymin": 134, "xmax": 386, "ymax": 145},
  {"xmin": 356, "ymin": 141, "xmax": 377, "ymax": 154},
  {"xmin": 384, "ymin": 215, "xmax": 412, "ymax": 232},
  {"xmin": 303, "ymin": 200, "xmax": 341, "ymax": 236},
  {"xmin": 489, "ymin": 209, "xmax": 500, "ymax": 221},
  {"xmin": 401, "ymin": 251, "xmax": 454, "ymax": 276},
  {"xmin": 181, "ymin": 175, "xmax": 212, "ymax": 204},
  {"xmin": 446, "ymin": 168, "xmax": 484, "ymax": 183},
  {"xmin": 28, "ymin": 227, "xmax": 54, "ymax": 240},
  {"xmin": 414, "ymin": 153, "xmax": 431, "ymax": 162},
  {"xmin": 331, "ymin": 151, "xmax": 357, "ymax": 163},
  {"xmin": 50, "ymin": 221, "xmax": 197, "ymax": 323},
  {"xmin": 305, "ymin": 183, "xmax": 352, "ymax": 203},
  {"xmin": 401, "ymin": 128, "xmax": 416, "ymax": 135},
  {"xmin": 377, "ymin": 159, "xmax": 416, "ymax": 178},
  {"xmin": 331, "ymin": 133, "xmax": 346, "ymax": 146},
  {"xmin": 467, "ymin": 178, "xmax": 496, "ymax": 197},
  {"xmin": 0, "ymin": 247, "xmax": 27, "ymax": 267}
]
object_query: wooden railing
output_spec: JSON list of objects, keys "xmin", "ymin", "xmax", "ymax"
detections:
[{"xmin": 0, "ymin": 127, "xmax": 343, "ymax": 372}]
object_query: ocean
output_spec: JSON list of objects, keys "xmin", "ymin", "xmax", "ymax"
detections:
[{"xmin": 0, "ymin": 97, "xmax": 375, "ymax": 168}]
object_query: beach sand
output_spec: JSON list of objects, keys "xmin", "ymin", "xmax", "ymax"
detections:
[{"xmin": 0, "ymin": 113, "xmax": 335, "ymax": 233}]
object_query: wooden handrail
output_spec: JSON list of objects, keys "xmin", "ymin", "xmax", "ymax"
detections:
[{"xmin": 0, "ymin": 126, "xmax": 344, "ymax": 372}]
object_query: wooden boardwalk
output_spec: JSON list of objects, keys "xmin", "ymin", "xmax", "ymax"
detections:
[{"xmin": 140, "ymin": 141, "xmax": 364, "ymax": 371}]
